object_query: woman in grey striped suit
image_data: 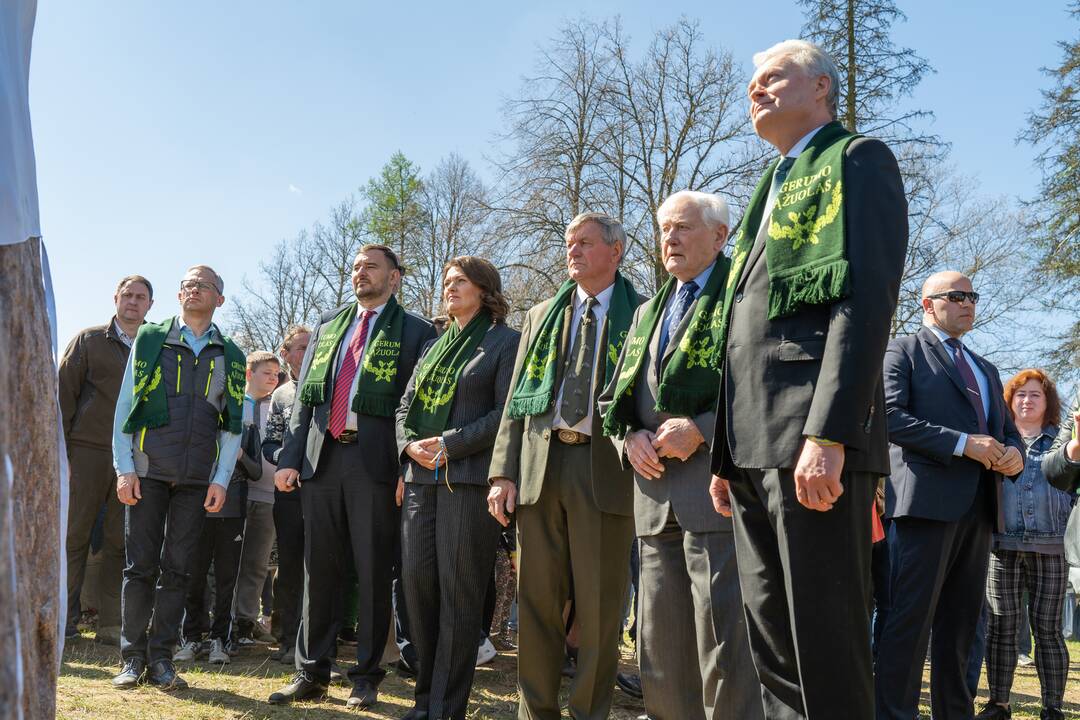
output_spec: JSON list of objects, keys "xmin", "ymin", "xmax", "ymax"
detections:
[{"xmin": 395, "ymin": 256, "xmax": 520, "ymax": 720}]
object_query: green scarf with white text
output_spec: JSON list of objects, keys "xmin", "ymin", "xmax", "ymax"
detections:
[
  {"xmin": 602, "ymin": 254, "xmax": 730, "ymax": 438},
  {"xmin": 402, "ymin": 310, "xmax": 493, "ymax": 439},
  {"xmin": 298, "ymin": 296, "xmax": 405, "ymax": 418},
  {"xmin": 506, "ymin": 272, "xmax": 639, "ymax": 419}
]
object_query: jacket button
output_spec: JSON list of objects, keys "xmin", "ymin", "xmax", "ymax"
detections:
[
  {"xmin": 542, "ymin": 429, "xmax": 550, "ymax": 440},
  {"xmin": 735, "ymin": 292, "xmax": 744, "ymax": 303}
]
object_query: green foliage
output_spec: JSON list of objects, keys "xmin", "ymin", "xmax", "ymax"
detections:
[{"xmin": 363, "ymin": 151, "xmax": 426, "ymax": 268}]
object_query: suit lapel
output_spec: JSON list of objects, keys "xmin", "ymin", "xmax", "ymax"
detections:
[
  {"xmin": 661, "ymin": 293, "xmax": 701, "ymax": 370},
  {"xmin": 552, "ymin": 303, "xmax": 574, "ymax": 394},
  {"xmin": 736, "ymin": 201, "xmax": 776, "ymax": 294},
  {"xmin": 920, "ymin": 326, "xmax": 970, "ymax": 402}
]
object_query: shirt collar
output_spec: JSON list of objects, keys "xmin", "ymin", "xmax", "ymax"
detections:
[
  {"xmin": 783, "ymin": 124, "xmax": 828, "ymax": 160},
  {"xmin": 356, "ymin": 301, "xmax": 387, "ymax": 318},
  {"xmin": 111, "ymin": 318, "xmax": 134, "ymax": 346},
  {"xmin": 676, "ymin": 261, "xmax": 715, "ymax": 297},
  {"xmin": 575, "ymin": 281, "xmax": 615, "ymax": 314},
  {"xmin": 927, "ymin": 323, "xmax": 964, "ymax": 348},
  {"xmin": 179, "ymin": 320, "xmax": 218, "ymax": 343}
]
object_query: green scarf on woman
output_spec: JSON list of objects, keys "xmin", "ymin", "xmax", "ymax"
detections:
[{"xmin": 402, "ymin": 309, "xmax": 493, "ymax": 439}]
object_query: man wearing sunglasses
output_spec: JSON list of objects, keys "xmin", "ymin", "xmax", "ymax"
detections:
[
  {"xmin": 875, "ymin": 270, "xmax": 1024, "ymax": 720},
  {"xmin": 110, "ymin": 265, "xmax": 247, "ymax": 692}
]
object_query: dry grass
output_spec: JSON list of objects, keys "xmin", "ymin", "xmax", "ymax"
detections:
[{"xmin": 58, "ymin": 632, "xmax": 1080, "ymax": 719}]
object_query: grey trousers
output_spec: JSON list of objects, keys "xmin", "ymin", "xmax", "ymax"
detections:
[
  {"xmin": 516, "ymin": 441, "xmax": 634, "ymax": 720},
  {"xmin": 234, "ymin": 500, "xmax": 276, "ymax": 622},
  {"xmin": 638, "ymin": 514, "xmax": 762, "ymax": 720}
]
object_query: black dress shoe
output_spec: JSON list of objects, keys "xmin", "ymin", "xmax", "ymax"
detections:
[
  {"xmin": 346, "ymin": 682, "xmax": 378, "ymax": 709},
  {"xmin": 112, "ymin": 658, "xmax": 145, "ymax": 689},
  {"xmin": 1041, "ymin": 708, "xmax": 1065, "ymax": 720},
  {"xmin": 146, "ymin": 659, "xmax": 188, "ymax": 691},
  {"xmin": 401, "ymin": 708, "xmax": 429, "ymax": 720},
  {"xmin": 394, "ymin": 656, "xmax": 418, "ymax": 678},
  {"xmin": 975, "ymin": 703, "xmax": 1011, "ymax": 720},
  {"xmin": 616, "ymin": 672, "xmax": 643, "ymax": 700},
  {"xmin": 268, "ymin": 671, "xmax": 328, "ymax": 705}
]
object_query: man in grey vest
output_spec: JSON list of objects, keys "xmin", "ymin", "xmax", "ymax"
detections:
[
  {"xmin": 599, "ymin": 191, "xmax": 762, "ymax": 720},
  {"xmin": 111, "ymin": 265, "xmax": 246, "ymax": 691}
]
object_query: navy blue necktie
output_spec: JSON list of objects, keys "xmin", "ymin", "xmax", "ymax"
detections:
[{"xmin": 658, "ymin": 280, "xmax": 699, "ymax": 366}]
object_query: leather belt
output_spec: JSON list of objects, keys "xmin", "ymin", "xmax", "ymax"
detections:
[
  {"xmin": 334, "ymin": 429, "xmax": 358, "ymax": 444},
  {"xmin": 555, "ymin": 429, "xmax": 590, "ymax": 445}
]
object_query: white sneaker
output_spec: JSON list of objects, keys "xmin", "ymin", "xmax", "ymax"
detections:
[
  {"xmin": 1018, "ymin": 653, "xmax": 1035, "ymax": 666},
  {"xmin": 476, "ymin": 638, "xmax": 497, "ymax": 666},
  {"xmin": 173, "ymin": 639, "xmax": 201, "ymax": 662},
  {"xmin": 207, "ymin": 638, "xmax": 230, "ymax": 664}
]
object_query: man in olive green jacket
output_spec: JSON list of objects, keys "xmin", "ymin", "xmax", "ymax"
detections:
[{"xmin": 488, "ymin": 212, "xmax": 640, "ymax": 720}]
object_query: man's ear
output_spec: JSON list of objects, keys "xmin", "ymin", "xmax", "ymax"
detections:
[{"xmin": 216, "ymin": 294, "xmax": 226, "ymax": 308}]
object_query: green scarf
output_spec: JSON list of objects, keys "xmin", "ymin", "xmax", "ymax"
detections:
[
  {"xmin": 122, "ymin": 317, "xmax": 246, "ymax": 434},
  {"xmin": 723, "ymin": 120, "xmax": 859, "ymax": 328},
  {"xmin": 298, "ymin": 296, "xmax": 405, "ymax": 418},
  {"xmin": 506, "ymin": 272, "xmax": 639, "ymax": 419},
  {"xmin": 402, "ymin": 310, "xmax": 493, "ymax": 440},
  {"xmin": 602, "ymin": 255, "xmax": 730, "ymax": 438}
]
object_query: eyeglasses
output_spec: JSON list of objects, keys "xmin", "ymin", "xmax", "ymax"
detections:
[
  {"xmin": 927, "ymin": 290, "xmax": 979, "ymax": 304},
  {"xmin": 180, "ymin": 280, "xmax": 220, "ymax": 294}
]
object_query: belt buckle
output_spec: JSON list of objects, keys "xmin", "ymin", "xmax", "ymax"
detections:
[
  {"xmin": 557, "ymin": 429, "xmax": 587, "ymax": 445},
  {"xmin": 337, "ymin": 429, "xmax": 358, "ymax": 444}
]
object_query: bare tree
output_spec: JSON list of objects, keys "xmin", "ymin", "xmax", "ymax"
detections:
[
  {"xmin": 230, "ymin": 229, "xmax": 325, "ymax": 353},
  {"xmin": 312, "ymin": 195, "xmax": 367, "ymax": 308},
  {"xmin": 602, "ymin": 18, "xmax": 765, "ymax": 290},
  {"xmin": 408, "ymin": 154, "xmax": 495, "ymax": 318}
]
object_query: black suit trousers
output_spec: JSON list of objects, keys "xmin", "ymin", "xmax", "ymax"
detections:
[
  {"xmin": 728, "ymin": 466, "xmax": 874, "ymax": 720},
  {"xmin": 297, "ymin": 437, "xmax": 397, "ymax": 686},
  {"xmin": 874, "ymin": 482, "xmax": 992, "ymax": 720},
  {"xmin": 272, "ymin": 494, "xmax": 304, "ymax": 650},
  {"xmin": 183, "ymin": 515, "xmax": 245, "ymax": 641},
  {"xmin": 401, "ymin": 482, "xmax": 500, "ymax": 720}
]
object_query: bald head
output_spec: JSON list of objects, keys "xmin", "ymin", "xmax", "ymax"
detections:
[
  {"xmin": 921, "ymin": 270, "xmax": 970, "ymax": 300},
  {"xmin": 921, "ymin": 270, "xmax": 976, "ymax": 338}
]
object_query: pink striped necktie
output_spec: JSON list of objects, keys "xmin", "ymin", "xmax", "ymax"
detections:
[{"xmin": 328, "ymin": 309, "xmax": 374, "ymax": 438}]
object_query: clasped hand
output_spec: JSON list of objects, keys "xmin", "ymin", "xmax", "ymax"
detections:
[
  {"xmin": 406, "ymin": 437, "xmax": 447, "ymax": 470},
  {"xmin": 625, "ymin": 418, "xmax": 704, "ymax": 480},
  {"xmin": 964, "ymin": 434, "xmax": 1024, "ymax": 475}
]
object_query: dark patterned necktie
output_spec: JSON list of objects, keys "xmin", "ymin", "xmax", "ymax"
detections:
[
  {"xmin": 657, "ymin": 280, "xmax": 699, "ymax": 367},
  {"xmin": 945, "ymin": 337, "xmax": 988, "ymax": 434},
  {"xmin": 560, "ymin": 297, "xmax": 598, "ymax": 427}
]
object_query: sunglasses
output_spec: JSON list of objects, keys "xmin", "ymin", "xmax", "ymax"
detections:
[{"xmin": 927, "ymin": 290, "xmax": 979, "ymax": 304}]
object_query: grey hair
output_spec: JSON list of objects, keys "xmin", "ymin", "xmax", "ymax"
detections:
[
  {"xmin": 752, "ymin": 39, "xmax": 840, "ymax": 120},
  {"xmin": 565, "ymin": 212, "xmax": 626, "ymax": 259},
  {"xmin": 185, "ymin": 264, "xmax": 225, "ymax": 294},
  {"xmin": 657, "ymin": 190, "xmax": 731, "ymax": 230}
]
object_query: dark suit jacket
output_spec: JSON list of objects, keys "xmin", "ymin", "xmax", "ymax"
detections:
[
  {"xmin": 279, "ymin": 302, "xmax": 437, "ymax": 482},
  {"xmin": 599, "ymin": 287, "xmax": 729, "ymax": 536},
  {"xmin": 883, "ymin": 326, "xmax": 1024, "ymax": 523},
  {"xmin": 488, "ymin": 289, "xmax": 643, "ymax": 517},
  {"xmin": 712, "ymin": 136, "xmax": 908, "ymax": 476},
  {"xmin": 395, "ymin": 322, "xmax": 520, "ymax": 486}
]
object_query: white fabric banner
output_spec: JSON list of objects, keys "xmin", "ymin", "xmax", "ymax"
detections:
[{"xmin": 0, "ymin": 0, "xmax": 41, "ymax": 246}]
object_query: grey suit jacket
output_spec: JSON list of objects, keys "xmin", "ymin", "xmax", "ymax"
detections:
[
  {"xmin": 488, "ymin": 291, "xmax": 641, "ymax": 517},
  {"xmin": 598, "ymin": 287, "xmax": 729, "ymax": 536},
  {"xmin": 278, "ymin": 302, "xmax": 437, "ymax": 482},
  {"xmin": 713, "ymin": 136, "xmax": 908, "ymax": 477},
  {"xmin": 395, "ymin": 322, "xmax": 520, "ymax": 486}
]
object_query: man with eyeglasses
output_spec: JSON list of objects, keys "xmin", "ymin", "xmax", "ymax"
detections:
[
  {"xmin": 110, "ymin": 265, "xmax": 247, "ymax": 691},
  {"xmin": 875, "ymin": 270, "xmax": 1024, "ymax": 720}
]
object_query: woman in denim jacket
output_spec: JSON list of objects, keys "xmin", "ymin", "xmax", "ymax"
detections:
[{"xmin": 980, "ymin": 369, "xmax": 1072, "ymax": 720}]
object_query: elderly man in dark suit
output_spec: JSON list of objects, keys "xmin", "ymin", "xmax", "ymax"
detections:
[
  {"xmin": 875, "ymin": 270, "xmax": 1024, "ymax": 720},
  {"xmin": 268, "ymin": 244, "xmax": 436, "ymax": 709},
  {"xmin": 708, "ymin": 39, "xmax": 908, "ymax": 719},
  {"xmin": 599, "ymin": 190, "xmax": 762, "ymax": 720},
  {"xmin": 488, "ymin": 212, "xmax": 641, "ymax": 720}
]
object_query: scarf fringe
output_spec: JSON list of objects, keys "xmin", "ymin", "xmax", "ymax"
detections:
[
  {"xmin": 767, "ymin": 258, "xmax": 851, "ymax": 320},
  {"xmin": 121, "ymin": 412, "xmax": 170, "ymax": 435},
  {"xmin": 299, "ymin": 382, "xmax": 327, "ymax": 408},
  {"xmin": 654, "ymin": 384, "xmax": 713, "ymax": 418},
  {"xmin": 507, "ymin": 393, "xmax": 553, "ymax": 420}
]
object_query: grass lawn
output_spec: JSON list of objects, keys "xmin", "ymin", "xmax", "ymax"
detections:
[{"xmin": 58, "ymin": 632, "xmax": 1080, "ymax": 719}]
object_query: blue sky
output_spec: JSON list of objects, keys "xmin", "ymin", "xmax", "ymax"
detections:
[{"xmin": 32, "ymin": 1, "xmax": 1070, "ymax": 346}]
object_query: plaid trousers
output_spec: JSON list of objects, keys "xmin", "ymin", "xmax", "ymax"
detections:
[{"xmin": 984, "ymin": 548, "xmax": 1070, "ymax": 709}]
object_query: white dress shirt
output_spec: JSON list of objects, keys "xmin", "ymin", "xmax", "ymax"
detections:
[
  {"xmin": 335, "ymin": 302, "xmax": 386, "ymax": 432},
  {"xmin": 553, "ymin": 282, "xmax": 615, "ymax": 435},
  {"xmin": 927, "ymin": 324, "xmax": 991, "ymax": 456}
]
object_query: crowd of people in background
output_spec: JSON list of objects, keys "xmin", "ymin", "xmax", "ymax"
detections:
[{"xmin": 57, "ymin": 39, "xmax": 1079, "ymax": 720}]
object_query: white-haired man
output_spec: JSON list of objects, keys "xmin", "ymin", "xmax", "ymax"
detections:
[
  {"xmin": 708, "ymin": 40, "xmax": 908, "ymax": 719},
  {"xmin": 600, "ymin": 191, "xmax": 762, "ymax": 720}
]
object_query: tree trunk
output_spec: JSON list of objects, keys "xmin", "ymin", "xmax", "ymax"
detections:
[{"xmin": 0, "ymin": 237, "xmax": 60, "ymax": 720}]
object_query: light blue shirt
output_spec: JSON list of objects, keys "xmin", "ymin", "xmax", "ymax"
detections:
[
  {"xmin": 112, "ymin": 320, "xmax": 242, "ymax": 488},
  {"xmin": 658, "ymin": 262, "xmax": 715, "ymax": 354},
  {"xmin": 927, "ymin": 324, "xmax": 991, "ymax": 457}
]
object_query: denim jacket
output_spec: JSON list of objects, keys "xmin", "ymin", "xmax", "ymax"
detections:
[{"xmin": 995, "ymin": 425, "xmax": 1075, "ymax": 554}]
